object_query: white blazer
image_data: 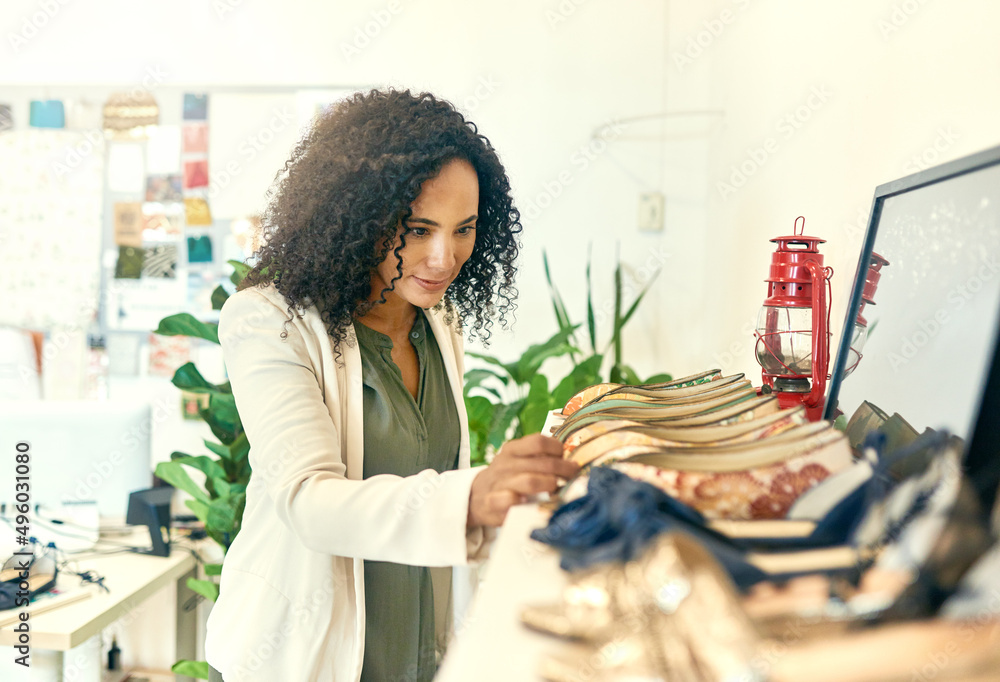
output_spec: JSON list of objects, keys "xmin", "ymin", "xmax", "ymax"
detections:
[{"xmin": 205, "ymin": 285, "xmax": 489, "ymax": 682}]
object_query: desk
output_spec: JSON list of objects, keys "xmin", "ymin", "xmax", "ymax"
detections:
[
  {"xmin": 0, "ymin": 530, "xmax": 200, "ymax": 682},
  {"xmin": 436, "ymin": 503, "xmax": 568, "ymax": 682}
]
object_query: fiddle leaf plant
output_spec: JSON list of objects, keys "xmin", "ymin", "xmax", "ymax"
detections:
[{"xmin": 152, "ymin": 259, "xmax": 249, "ymax": 680}]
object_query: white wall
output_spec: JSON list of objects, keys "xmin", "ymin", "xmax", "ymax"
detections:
[
  {"xmin": 5, "ymin": 0, "xmax": 1000, "ymax": 382},
  {"xmin": 687, "ymin": 0, "xmax": 1000, "ymax": 380},
  {"xmin": 5, "ymin": 0, "xmax": 1000, "ymax": 675}
]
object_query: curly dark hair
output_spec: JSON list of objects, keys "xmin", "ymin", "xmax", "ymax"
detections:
[{"xmin": 239, "ymin": 88, "xmax": 521, "ymax": 348}]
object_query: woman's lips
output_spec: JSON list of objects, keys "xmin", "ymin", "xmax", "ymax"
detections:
[{"xmin": 413, "ymin": 276, "xmax": 449, "ymax": 291}]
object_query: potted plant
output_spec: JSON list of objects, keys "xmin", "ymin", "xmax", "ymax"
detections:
[
  {"xmin": 464, "ymin": 247, "xmax": 672, "ymax": 465},
  {"xmin": 151, "ymin": 260, "xmax": 250, "ymax": 679}
]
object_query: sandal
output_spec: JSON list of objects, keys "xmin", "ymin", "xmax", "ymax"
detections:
[{"xmin": 0, "ymin": 552, "xmax": 58, "ymax": 610}]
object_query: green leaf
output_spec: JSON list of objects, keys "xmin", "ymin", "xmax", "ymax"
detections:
[
  {"xmin": 226, "ymin": 432, "xmax": 251, "ymax": 464},
  {"xmin": 170, "ymin": 455, "xmax": 227, "ymax": 482},
  {"xmin": 519, "ymin": 374, "xmax": 552, "ymax": 435},
  {"xmin": 619, "ymin": 268, "xmax": 661, "ymax": 331},
  {"xmin": 473, "ymin": 386, "xmax": 503, "ymax": 401},
  {"xmin": 465, "ymin": 352, "xmax": 514, "ymax": 382},
  {"xmin": 184, "ymin": 498, "xmax": 211, "ymax": 524},
  {"xmin": 469, "ymin": 431, "xmax": 486, "ymax": 467},
  {"xmin": 644, "ymin": 372, "xmax": 674, "ymax": 384},
  {"xmin": 154, "ymin": 313, "xmax": 220, "ymax": 344},
  {"xmin": 610, "ymin": 363, "xmax": 641, "ymax": 386},
  {"xmin": 586, "ymin": 245, "xmax": 597, "ymax": 354},
  {"xmin": 207, "ymin": 495, "xmax": 240, "ymax": 534},
  {"xmin": 228, "ymin": 259, "xmax": 251, "ymax": 287},
  {"xmin": 465, "ymin": 395, "xmax": 496, "ymax": 432},
  {"xmin": 171, "ymin": 660, "xmax": 210, "ymax": 679},
  {"xmin": 187, "ymin": 577, "xmax": 220, "ymax": 602},
  {"xmin": 552, "ymin": 354, "xmax": 604, "ymax": 408},
  {"xmin": 489, "ymin": 400, "xmax": 524, "ymax": 451},
  {"xmin": 171, "ymin": 362, "xmax": 218, "ymax": 394},
  {"xmin": 211, "ymin": 477, "xmax": 232, "ymax": 497},
  {"xmin": 209, "ymin": 392, "xmax": 240, "ymax": 429},
  {"xmin": 210, "ymin": 285, "xmax": 230, "ymax": 311},
  {"xmin": 204, "ymin": 563, "xmax": 223, "ymax": 576},
  {"xmin": 463, "ymin": 368, "xmax": 508, "ymax": 395},
  {"xmin": 204, "ymin": 440, "xmax": 230, "ymax": 459},
  {"xmin": 513, "ymin": 326, "xmax": 579, "ymax": 385},
  {"xmin": 200, "ymin": 394, "xmax": 242, "ymax": 445},
  {"xmin": 155, "ymin": 461, "xmax": 209, "ymax": 504},
  {"xmin": 543, "ymin": 250, "xmax": 575, "ymax": 339},
  {"xmin": 612, "ymin": 250, "xmax": 623, "ymax": 366}
]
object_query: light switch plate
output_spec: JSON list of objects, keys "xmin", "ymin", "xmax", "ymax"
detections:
[{"xmin": 638, "ymin": 192, "xmax": 665, "ymax": 232}]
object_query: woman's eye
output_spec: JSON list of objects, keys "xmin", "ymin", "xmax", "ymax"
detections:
[
  {"xmin": 457, "ymin": 225, "xmax": 477, "ymax": 235},
  {"xmin": 405, "ymin": 227, "xmax": 429, "ymax": 237}
]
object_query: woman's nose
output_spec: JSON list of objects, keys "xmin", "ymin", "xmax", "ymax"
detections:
[{"xmin": 426, "ymin": 234, "xmax": 457, "ymax": 271}]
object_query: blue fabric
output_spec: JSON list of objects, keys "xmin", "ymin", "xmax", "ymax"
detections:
[{"xmin": 531, "ymin": 468, "xmax": 706, "ymax": 571}]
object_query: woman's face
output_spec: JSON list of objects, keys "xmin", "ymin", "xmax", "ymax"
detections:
[{"xmin": 372, "ymin": 157, "xmax": 480, "ymax": 310}]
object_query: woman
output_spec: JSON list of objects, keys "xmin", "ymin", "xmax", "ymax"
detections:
[{"xmin": 205, "ymin": 89, "xmax": 577, "ymax": 682}]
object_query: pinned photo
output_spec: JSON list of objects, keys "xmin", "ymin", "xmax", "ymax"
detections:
[
  {"xmin": 187, "ymin": 234, "xmax": 214, "ymax": 263},
  {"xmin": 182, "ymin": 123, "xmax": 209, "ymax": 154},
  {"xmin": 113, "ymin": 202, "xmax": 144, "ymax": 247},
  {"xmin": 114, "ymin": 246, "xmax": 145, "ymax": 279},
  {"xmin": 183, "ymin": 93, "xmax": 208, "ymax": 121},
  {"xmin": 184, "ymin": 159, "xmax": 209, "ymax": 189},
  {"xmin": 184, "ymin": 197, "xmax": 213, "ymax": 226},
  {"xmin": 142, "ymin": 244, "xmax": 178, "ymax": 278},
  {"xmin": 146, "ymin": 174, "xmax": 184, "ymax": 203}
]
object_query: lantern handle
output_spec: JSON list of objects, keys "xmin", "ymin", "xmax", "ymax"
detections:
[
  {"xmin": 803, "ymin": 260, "xmax": 831, "ymax": 410},
  {"xmin": 794, "ymin": 216, "xmax": 806, "ymax": 236}
]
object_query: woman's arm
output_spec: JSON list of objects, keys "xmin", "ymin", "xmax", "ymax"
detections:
[{"xmin": 220, "ymin": 289, "xmax": 483, "ymax": 567}]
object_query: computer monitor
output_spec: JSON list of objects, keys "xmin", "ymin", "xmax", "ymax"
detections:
[
  {"xmin": 0, "ymin": 399, "xmax": 154, "ymax": 519},
  {"xmin": 825, "ymin": 144, "xmax": 1000, "ymax": 510}
]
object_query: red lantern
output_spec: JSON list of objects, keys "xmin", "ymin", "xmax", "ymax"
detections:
[
  {"xmin": 843, "ymin": 252, "xmax": 890, "ymax": 377},
  {"xmin": 754, "ymin": 217, "xmax": 833, "ymax": 421}
]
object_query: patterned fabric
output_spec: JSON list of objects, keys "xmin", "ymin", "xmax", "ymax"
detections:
[{"xmin": 604, "ymin": 446, "xmax": 846, "ymax": 520}]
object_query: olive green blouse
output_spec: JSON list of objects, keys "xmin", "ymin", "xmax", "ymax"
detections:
[{"xmin": 355, "ymin": 311, "xmax": 461, "ymax": 682}]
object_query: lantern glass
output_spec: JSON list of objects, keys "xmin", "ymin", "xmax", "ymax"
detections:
[
  {"xmin": 755, "ymin": 305, "xmax": 814, "ymax": 375},
  {"xmin": 843, "ymin": 321, "xmax": 868, "ymax": 377}
]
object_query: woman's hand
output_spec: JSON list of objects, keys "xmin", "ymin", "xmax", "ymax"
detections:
[{"xmin": 467, "ymin": 434, "xmax": 580, "ymax": 528}]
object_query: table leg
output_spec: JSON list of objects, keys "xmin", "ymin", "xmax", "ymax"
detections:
[{"xmin": 175, "ymin": 567, "xmax": 198, "ymax": 682}]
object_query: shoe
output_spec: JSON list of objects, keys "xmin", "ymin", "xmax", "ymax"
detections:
[
  {"xmin": 0, "ymin": 549, "xmax": 35, "ymax": 583},
  {"xmin": 0, "ymin": 551, "xmax": 57, "ymax": 610}
]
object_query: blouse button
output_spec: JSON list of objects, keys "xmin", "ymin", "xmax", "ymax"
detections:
[{"xmin": 410, "ymin": 331, "xmax": 420, "ymax": 339}]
